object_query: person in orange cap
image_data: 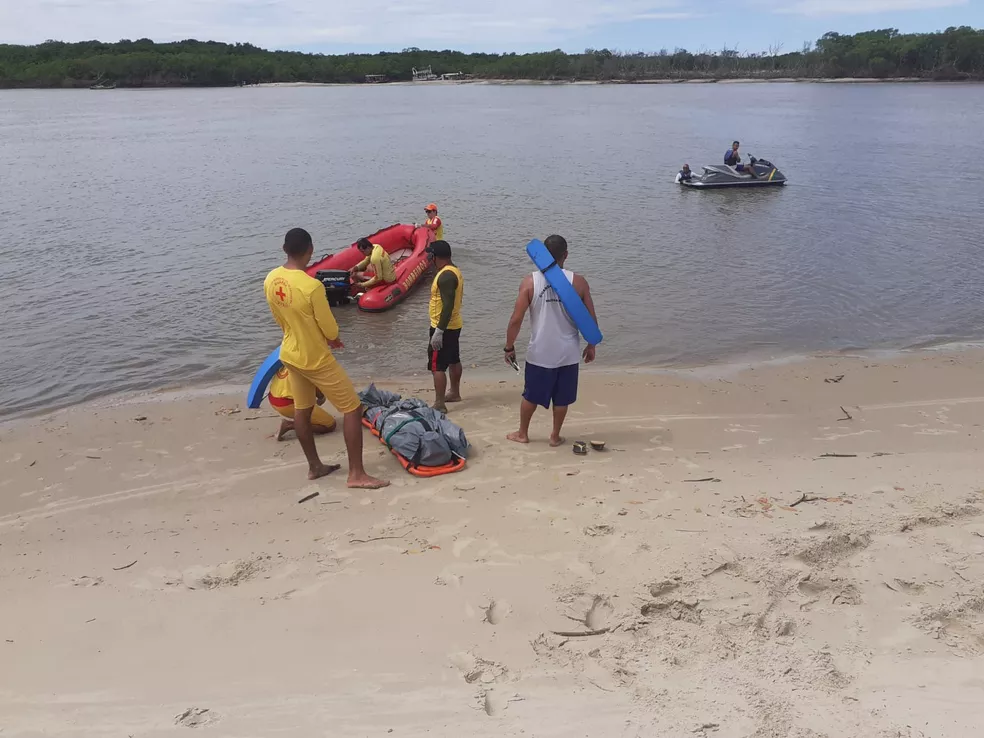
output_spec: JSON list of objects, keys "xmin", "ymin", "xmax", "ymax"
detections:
[{"xmin": 420, "ymin": 203, "xmax": 444, "ymax": 240}]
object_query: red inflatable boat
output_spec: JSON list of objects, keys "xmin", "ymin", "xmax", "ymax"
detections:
[{"xmin": 305, "ymin": 224, "xmax": 435, "ymax": 312}]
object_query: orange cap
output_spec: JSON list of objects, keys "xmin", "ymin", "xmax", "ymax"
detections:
[{"xmin": 425, "ymin": 203, "xmax": 438, "ymax": 211}]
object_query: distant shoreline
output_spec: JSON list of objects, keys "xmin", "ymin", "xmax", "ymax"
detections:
[
  {"xmin": 6, "ymin": 77, "xmax": 974, "ymax": 91},
  {"xmin": 254, "ymin": 76, "xmax": 945, "ymax": 88}
]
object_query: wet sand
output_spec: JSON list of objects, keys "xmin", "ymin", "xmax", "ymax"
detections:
[{"xmin": 2, "ymin": 350, "xmax": 984, "ymax": 736}]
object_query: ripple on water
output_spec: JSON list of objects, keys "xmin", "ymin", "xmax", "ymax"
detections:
[{"xmin": 2, "ymin": 83, "xmax": 984, "ymax": 417}]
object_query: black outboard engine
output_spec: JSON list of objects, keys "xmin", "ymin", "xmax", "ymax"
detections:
[{"xmin": 316, "ymin": 269, "xmax": 352, "ymax": 307}]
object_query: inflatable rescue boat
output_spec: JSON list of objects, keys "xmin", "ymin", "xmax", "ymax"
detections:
[{"xmin": 306, "ymin": 224, "xmax": 435, "ymax": 312}]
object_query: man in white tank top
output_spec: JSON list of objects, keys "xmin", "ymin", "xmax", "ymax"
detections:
[{"xmin": 504, "ymin": 235, "xmax": 598, "ymax": 446}]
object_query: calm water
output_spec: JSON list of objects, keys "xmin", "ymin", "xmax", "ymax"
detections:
[{"xmin": 2, "ymin": 82, "xmax": 984, "ymax": 418}]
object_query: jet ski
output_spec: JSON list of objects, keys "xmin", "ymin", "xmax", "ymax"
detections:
[{"xmin": 679, "ymin": 156, "xmax": 786, "ymax": 189}]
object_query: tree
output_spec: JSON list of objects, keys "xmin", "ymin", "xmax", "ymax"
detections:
[{"xmin": 1, "ymin": 28, "xmax": 982, "ymax": 88}]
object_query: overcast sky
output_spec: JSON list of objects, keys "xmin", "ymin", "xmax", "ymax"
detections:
[{"xmin": 1, "ymin": 0, "xmax": 980, "ymax": 53}]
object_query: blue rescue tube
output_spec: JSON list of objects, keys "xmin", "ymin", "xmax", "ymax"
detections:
[
  {"xmin": 525, "ymin": 239, "xmax": 603, "ymax": 346},
  {"xmin": 246, "ymin": 346, "xmax": 283, "ymax": 409}
]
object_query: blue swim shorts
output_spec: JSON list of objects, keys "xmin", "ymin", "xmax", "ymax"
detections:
[{"xmin": 523, "ymin": 362, "xmax": 579, "ymax": 409}]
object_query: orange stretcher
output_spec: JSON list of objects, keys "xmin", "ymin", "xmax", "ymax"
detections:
[{"xmin": 362, "ymin": 417, "xmax": 467, "ymax": 477}]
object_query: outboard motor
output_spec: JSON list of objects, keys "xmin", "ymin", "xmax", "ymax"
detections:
[{"xmin": 316, "ymin": 269, "xmax": 352, "ymax": 307}]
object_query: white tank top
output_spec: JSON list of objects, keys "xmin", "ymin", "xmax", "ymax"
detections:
[{"xmin": 527, "ymin": 270, "xmax": 581, "ymax": 369}]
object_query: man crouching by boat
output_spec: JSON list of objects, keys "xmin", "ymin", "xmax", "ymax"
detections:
[
  {"xmin": 264, "ymin": 227, "xmax": 388, "ymax": 489},
  {"xmin": 268, "ymin": 366, "xmax": 336, "ymax": 441},
  {"xmin": 427, "ymin": 240, "xmax": 464, "ymax": 413},
  {"xmin": 504, "ymin": 235, "xmax": 598, "ymax": 447},
  {"xmin": 350, "ymin": 238, "xmax": 396, "ymax": 290}
]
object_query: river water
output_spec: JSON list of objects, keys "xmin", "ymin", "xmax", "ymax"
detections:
[{"xmin": 2, "ymin": 82, "xmax": 984, "ymax": 418}]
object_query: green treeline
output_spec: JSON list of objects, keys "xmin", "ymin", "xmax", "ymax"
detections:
[{"xmin": 1, "ymin": 27, "xmax": 983, "ymax": 89}]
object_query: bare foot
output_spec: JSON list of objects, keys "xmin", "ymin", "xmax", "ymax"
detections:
[
  {"xmin": 276, "ymin": 419, "xmax": 294, "ymax": 441},
  {"xmin": 347, "ymin": 473, "xmax": 390, "ymax": 490},
  {"xmin": 433, "ymin": 402, "xmax": 448, "ymax": 414},
  {"xmin": 506, "ymin": 431, "xmax": 529, "ymax": 444},
  {"xmin": 308, "ymin": 463, "xmax": 341, "ymax": 480},
  {"xmin": 445, "ymin": 393, "xmax": 462, "ymax": 403},
  {"xmin": 549, "ymin": 435, "xmax": 565, "ymax": 447}
]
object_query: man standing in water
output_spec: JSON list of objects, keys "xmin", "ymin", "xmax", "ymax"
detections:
[
  {"xmin": 504, "ymin": 235, "xmax": 597, "ymax": 446},
  {"xmin": 427, "ymin": 240, "xmax": 463, "ymax": 413},
  {"xmin": 264, "ymin": 227, "xmax": 388, "ymax": 488}
]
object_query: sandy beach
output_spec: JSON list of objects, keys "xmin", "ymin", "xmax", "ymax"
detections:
[{"xmin": 3, "ymin": 349, "xmax": 984, "ymax": 737}]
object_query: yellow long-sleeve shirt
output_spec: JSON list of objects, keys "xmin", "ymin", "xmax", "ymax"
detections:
[
  {"xmin": 354, "ymin": 243, "xmax": 396, "ymax": 289},
  {"xmin": 263, "ymin": 266, "xmax": 339, "ymax": 370}
]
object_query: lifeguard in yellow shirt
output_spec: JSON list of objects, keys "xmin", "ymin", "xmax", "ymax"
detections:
[
  {"xmin": 350, "ymin": 238, "xmax": 396, "ymax": 290},
  {"xmin": 422, "ymin": 203, "xmax": 444, "ymax": 240},
  {"xmin": 264, "ymin": 227, "xmax": 388, "ymax": 489},
  {"xmin": 426, "ymin": 240, "xmax": 463, "ymax": 413}
]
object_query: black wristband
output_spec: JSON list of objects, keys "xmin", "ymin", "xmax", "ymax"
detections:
[{"xmin": 504, "ymin": 346, "xmax": 515, "ymax": 352}]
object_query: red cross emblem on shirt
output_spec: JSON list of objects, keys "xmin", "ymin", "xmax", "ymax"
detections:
[{"xmin": 275, "ymin": 286, "xmax": 286, "ymax": 301}]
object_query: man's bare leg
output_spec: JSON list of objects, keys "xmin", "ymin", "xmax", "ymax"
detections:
[
  {"xmin": 506, "ymin": 399, "xmax": 537, "ymax": 444},
  {"xmin": 342, "ymin": 407, "xmax": 389, "ymax": 489},
  {"xmin": 432, "ymin": 371, "xmax": 448, "ymax": 413},
  {"xmin": 446, "ymin": 363, "xmax": 462, "ymax": 403},
  {"xmin": 294, "ymin": 407, "xmax": 341, "ymax": 480},
  {"xmin": 550, "ymin": 405, "xmax": 569, "ymax": 447}
]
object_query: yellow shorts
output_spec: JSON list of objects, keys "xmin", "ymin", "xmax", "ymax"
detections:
[
  {"xmin": 272, "ymin": 401, "xmax": 337, "ymax": 430},
  {"xmin": 284, "ymin": 359, "xmax": 361, "ymax": 415}
]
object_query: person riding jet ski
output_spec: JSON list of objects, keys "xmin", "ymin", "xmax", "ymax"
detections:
[{"xmin": 724, "ymin": 141, "xmax": 757, "ymax": 178}]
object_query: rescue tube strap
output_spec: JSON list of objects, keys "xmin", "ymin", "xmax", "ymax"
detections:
[
  {"xmin": 383, "ymin": 417, "xmax": 422, "ymax": 447},
  {"xmin": 382, "ymin": 410, "xmax": 433, "ymax": 445}
]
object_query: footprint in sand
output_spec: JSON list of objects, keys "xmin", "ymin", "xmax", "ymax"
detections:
[
  {"xmin": 648, "ymin": 429, "xmax": 673, "ymax": 445},
  {"xmin": 174, "ymin": 706, "xmax": 218, "ymax": 728},
  {"xmin": 483, "ymin": 690, "xmax": 507, "ymax": 716},
  {"xmin": 450, "ymin": 651, "xmax": 510, "ymax": 685},
  {"xmin": 182, "ymin": 557, "xmax": 265, "ymax": 590},
  {"xmin": 435, "ymin": 571, "xmax": 463, "ymax": 587},
  {"xmin": 484, "ymin": 599, "xmax": 511, "ymax": 625},
  {"xmin": 584, "ymin": 524, "xmax": 615, "ymax": 537},
  {"xmin": 174, "ymin": 707, "xmax": 219, "ymax": 728},
  {"xmin": 796, "ymin": 574, "xmax": 863, "ymax": 608},
  {"xmin": 793, "ymin": 532, "xmax": 872, "ymax": 567},
  {"xmin": 725, "ymin": 425, "xmax": 760, "ymax": 434},
  {"xmin": 71, "ymin": 575, "xmax": 103, "ymax": 587},
  {"xmin": 585, "ymin": 595, "xmax": 614, "ymax": 630}
]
